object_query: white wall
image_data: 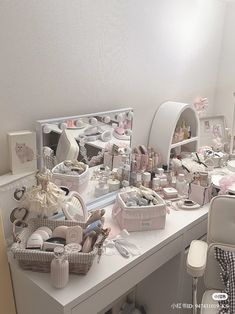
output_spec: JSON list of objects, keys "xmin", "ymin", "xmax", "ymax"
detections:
[
  {"xmin": 214, "ymin": 2, "xmax": 235, "ymax": 128},
  {"xmin": 0, "ymin": 0, "xmax": 226, "ymax": 174}
]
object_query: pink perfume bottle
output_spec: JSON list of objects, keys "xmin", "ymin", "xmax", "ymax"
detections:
[{"xmin": 51, "ymin": 247, "xmax": 69, "ymax": 289}]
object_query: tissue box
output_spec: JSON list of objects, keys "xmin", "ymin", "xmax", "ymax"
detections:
[{"xmin": 188, "ymin": 183, "xmax": 212, "ymax": 206}]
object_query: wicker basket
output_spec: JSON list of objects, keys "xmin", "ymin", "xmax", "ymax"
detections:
[
  {"xmin": 52, "ymin": 163, "xmax": 89, "ymax": 193},
  {"xmin": 11, "ymin": 218, "xmax": 98, "ymax": 274}
]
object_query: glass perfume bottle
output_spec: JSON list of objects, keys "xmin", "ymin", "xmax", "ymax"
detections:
[
  {"xmin": 50, "ymin": 247, "xmax": 69, "ymax": 289},
  {"xmin": 176, "ymin": 173, "xmax": 188, "ymax": 198}
]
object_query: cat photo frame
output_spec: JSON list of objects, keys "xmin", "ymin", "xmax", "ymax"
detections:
[{"xmin": 8, "ymin": 130, "xmax": 37, "ymax": 174}]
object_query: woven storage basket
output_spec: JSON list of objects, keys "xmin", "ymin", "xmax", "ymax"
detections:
[
  {"xmin": 112, "ymin": 189, "xmax": 166, "ymax": 232},
  {"xmin": 11, "ymin": 218, "xmax": 97, "ymax": 274},
  {"xmin": 52, "ymin": 163, "xmax": 89, "ymax": 193}
]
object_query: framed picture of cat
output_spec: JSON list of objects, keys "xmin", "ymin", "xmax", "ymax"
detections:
[{"xmin": 8, "ymin": 130, "xmax": 37, "ymax": 175}]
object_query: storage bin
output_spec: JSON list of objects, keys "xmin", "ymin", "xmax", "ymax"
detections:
[
  {"xmin": 112, "ymin": 189, "xmax": 166, "ymax": 232},
  {"xmin": 52, "ymin": 162, "xmax": 89, "ymax": 193},
  {"xmin": 11, "ymin": 218, "xmax": 98, "ymax": 274},
  {"xmin": 188, "ymin": 183, "xmax": 212, "ymax": 206}
]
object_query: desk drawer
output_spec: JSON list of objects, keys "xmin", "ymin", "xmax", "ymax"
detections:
[
  {"xmin": 72, "ymin": 236, "xmax": 182, "ymax": 314},
  {"xmin": 183, "ymin": 218, "xmax": 207, "ymax": 249}
]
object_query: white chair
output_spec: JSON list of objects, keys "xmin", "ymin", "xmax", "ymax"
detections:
[{"xmin": 187, "ymin": 195, "xmax": 235, "ymax": 314}]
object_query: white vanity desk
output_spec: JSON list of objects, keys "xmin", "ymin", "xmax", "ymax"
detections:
[{"xmin": 9, "ymin": 203, "xmax": 208, "ymax": 314}]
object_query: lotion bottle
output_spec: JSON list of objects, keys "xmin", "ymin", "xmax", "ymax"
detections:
[
  {"xmin": 51, "ymin": 247, "xmax": 69, "ymax": 289},
  {"xmin": 176, "ymin": 173, "xmax": 188, "ymax": 197}
]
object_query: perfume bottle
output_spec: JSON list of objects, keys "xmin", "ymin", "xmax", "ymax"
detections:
[
  {"xmin": 176, "ymin": 173, "xmax": 188, "ymax": 197},
  {"xmin": 50, "ymin": 247, "xmax": 69, "ymax": 289}
]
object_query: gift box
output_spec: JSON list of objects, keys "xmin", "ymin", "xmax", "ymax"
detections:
[{"xmin": 188, "ymin": 183, "xmax": 212, "ymax": 206}]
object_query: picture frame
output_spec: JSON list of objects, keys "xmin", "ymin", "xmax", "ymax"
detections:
[
  {"xmin": 8, "ymin": 130, "xmax": 37, "ymax": 175},
  {"xmin": 199, "ymin": 115, "xmax": 228, "ymax": 147}
]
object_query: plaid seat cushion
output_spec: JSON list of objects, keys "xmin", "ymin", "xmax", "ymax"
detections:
[{"xmin": 214, "ymin": 247, "xmax": 235, "ymax": 313}]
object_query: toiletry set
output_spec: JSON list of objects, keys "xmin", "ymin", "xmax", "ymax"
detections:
[
  {"xmin": 172, "ymin": 120, "xmax": 191, "ymax": 144},
  {"xmin": 130, "ymin": 145, "xmax": 162, "ymax": 187},
  {"xmin": 92, "ymin": 165, "xmax": 121, "ymax": 197},
  {"xmin": 103, "ymin": 143, "xmax": 131, "ymax": 171},
  {"xmin": 113, "ymin": 186, "xmax": 167, "ymax": 232},
  {"xmin": 50, "ymin": 225, "xmax": 110, "ymax": 288},
  {"xmin": 53, "ymin": 160, "xmax": 87, "ymax": 176},
  {"xmin": 120, "ymin": 187, "xmax": 160, "ymax": 207},
  {"xmin": 93, "ymin": 146, "xmax": 132, "ymax": 197},
  {"xmin": 26, "ymin": 209, "xmax": 106, "ymax": 253}
]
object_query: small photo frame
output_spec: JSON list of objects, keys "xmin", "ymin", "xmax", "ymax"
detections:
[
  {"xmin": 199, "ymin": 115, "xmax": 227, "ymax": 147},
  {"xmin": 8, "ymin": 130, "xmax": 37, "ymax": 174},
  {"xmin": 204, "ymin": 120, "xmax": 210, "ymax": 133}
]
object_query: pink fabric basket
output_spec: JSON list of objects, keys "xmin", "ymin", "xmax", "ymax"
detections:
[
  {"xmin": 52, "ymin": 163, "xmax": 89, "ymax": 193},
  {"xmin": 188, "ymin": 183, "xmax": 212, "ymax": 206},
  {"xmin": 112, "ymin": 190, "xmax": 166, "ymax": 232}
]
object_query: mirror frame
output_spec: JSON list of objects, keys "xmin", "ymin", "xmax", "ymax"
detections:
[{"xmin": 36, "ymin": 108, "xmax": 133, "ymax": 209}]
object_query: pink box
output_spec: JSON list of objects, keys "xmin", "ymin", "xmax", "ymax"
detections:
[
  {"xmin": 112, "ymin": 190, "xmax": 166, "ymax": 232},
  {"xmin": 52, "ymin": 163, "xmax": 89, "ymax": 193},
  {"xmin": 188, "ymin": 183, "xmax": 212, "ymax": 206}
]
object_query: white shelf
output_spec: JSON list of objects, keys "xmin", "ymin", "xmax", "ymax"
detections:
[
  {"xmin": 0, "ymin": 171, "xmax": 35, "ymax": 188},
  {"xmin": 170, "ymin": 136, "xmax": 199, "ymax": 149},
  {"xmin": 148, "ymin": 101, "xmax": 199, "ymax": 166}
]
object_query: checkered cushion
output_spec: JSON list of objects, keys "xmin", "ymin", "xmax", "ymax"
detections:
[{"xmin": 214, "ymin": 247, "xmax": 235, "ymax": 313}]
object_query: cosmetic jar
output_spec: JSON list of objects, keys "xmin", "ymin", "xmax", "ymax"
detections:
[
  {"xmin": 95, "ymin": 180, "xmax": 109, "ymax": 197},
  {"xmin": 108, "ymin": 178, "xmax": 120, "ymax": 192}
]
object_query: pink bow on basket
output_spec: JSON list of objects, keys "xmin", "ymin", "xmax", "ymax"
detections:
[{"xmin": 219, "ymin": 175, "xmax": 235, "ymax": 194}]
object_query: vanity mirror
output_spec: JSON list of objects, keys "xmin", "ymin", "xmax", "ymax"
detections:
[{"xmin": 36, "ymin": 108, "xmax": 133, "ymax": 205}]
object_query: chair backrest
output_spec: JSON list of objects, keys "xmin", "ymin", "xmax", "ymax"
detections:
[{"xmin": 204, "ymin": 195, "xmax": 235, "ymax": 290}]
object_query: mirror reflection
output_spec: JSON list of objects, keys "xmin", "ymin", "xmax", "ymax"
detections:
[{"xmin": 36, "ymin": 108, "xmax": 133, "ymax": 204}]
